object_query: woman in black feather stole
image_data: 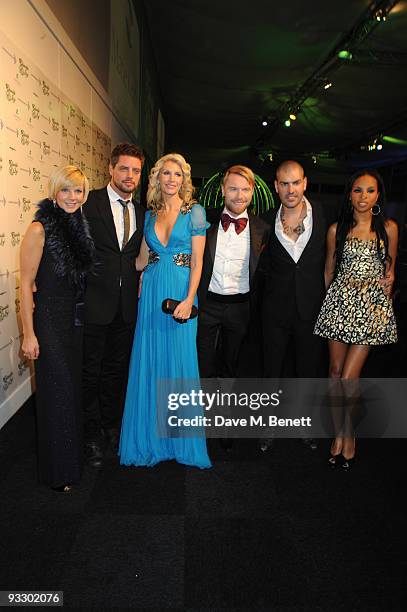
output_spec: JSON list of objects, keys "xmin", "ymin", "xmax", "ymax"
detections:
[{"xmin": 20, "ymin": 166, "xmax": 95, "ymax": 492}]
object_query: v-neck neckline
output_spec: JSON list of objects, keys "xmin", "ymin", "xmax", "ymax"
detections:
[{"xmin": 153, "ymin": 210, "xmax": 181, "ymax": 248}]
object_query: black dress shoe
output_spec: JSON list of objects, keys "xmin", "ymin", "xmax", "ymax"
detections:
[
  {"xmin": 105, "ymin": 428, "xmax": 120, "ymax": 453},
  {"xmin": 51, "ymin": 484, "xmax": 72, "ymax": 493},
  {"xmin": 219, "ymin": 438, "xmax": 234, "ymax": 452},
  {"xmin": 301, "ymin": 438, "xmax": 318, "ymax": 451},
  {"xmin": 85, "ymin": 441, "xmax": 104, "ymax": 467},
  {"xmin": 259, "ymin": 438, "xmax": 274, "ymax": 452}
]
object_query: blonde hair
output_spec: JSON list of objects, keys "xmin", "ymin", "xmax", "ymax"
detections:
[
  {"xmin": 147, "ymin": 153, "xmax": 196, "ymax": 215},
  {"xmin": 223, "ymin": 165, "xmax": 255, "ymax": 190},
  {"xmin": 48, "ymin": 165, "xmax": 90, "ymax": 203}
]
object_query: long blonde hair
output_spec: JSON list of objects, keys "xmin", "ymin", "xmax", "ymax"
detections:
[{"xmin": 147, "ymin": 153, "xmax": 196, "ymax": 215}]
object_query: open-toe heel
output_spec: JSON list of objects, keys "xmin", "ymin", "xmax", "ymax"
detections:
[
  {"xmin": 328, "ymin": 455, "xmax": 338, "ymax": 468},
  {"xmin": 341, "ymin": 438, "xmax": 355, "ymax": 470},
  {"xmin": 328, "ymin": 454, "xmax": 342, "ymax": 468},
  {"xmin": 341, "ymin": 457, "xmax": 355, "ymax": 470},
  {"xmin": 328, "ymin": 440, "xmax": 342, "ymax": 469}
]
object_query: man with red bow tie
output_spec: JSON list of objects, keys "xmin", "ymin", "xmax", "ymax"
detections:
[{"xmin": 197, "ymin": 165, "xmax": 270, "ymax": 399}]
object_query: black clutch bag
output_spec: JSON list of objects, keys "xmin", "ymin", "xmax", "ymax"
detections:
[{"xmin": 161, "ymin": 298, "xmax": 198, "ymax": 322}]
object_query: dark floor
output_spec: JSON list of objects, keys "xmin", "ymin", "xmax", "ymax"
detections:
[{"xmin": 0, "ymin": 395, "xmax": 406, "ymax": 611}]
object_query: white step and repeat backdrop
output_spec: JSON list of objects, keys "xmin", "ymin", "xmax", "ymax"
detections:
[{"xmin": 0, "ymin": 0, "xmax": 141, "ymax": 428}]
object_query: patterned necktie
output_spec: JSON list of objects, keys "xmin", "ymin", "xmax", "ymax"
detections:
[
  {"xmin": 118, "ymin": 199, "xmax": 130, "ymax": 248},
  {"xmin": 221, "ymin": 213, "xmax": 248, "ymax": 235}
]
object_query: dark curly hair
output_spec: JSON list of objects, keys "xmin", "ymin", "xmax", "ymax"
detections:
[{"xmin": 334, "ymin": 169, "xmax": 390, "ymax": 278}]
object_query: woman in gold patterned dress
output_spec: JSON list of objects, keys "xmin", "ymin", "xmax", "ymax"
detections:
[{"xmin": 314, "ymin": 169, "xmax": 398, "ymax": 468}]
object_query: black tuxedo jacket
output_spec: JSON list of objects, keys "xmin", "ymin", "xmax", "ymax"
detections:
[
  {"xmin": 260, "ymin": 200, "xmax": 329, "ymax": 325},
  {"xmin": 198, "ymin": 208, "xmax": 270, "ymax": 310},
  {"xmin": 83, "ymin": 187, "xmax": 145, "ymax": 325}
]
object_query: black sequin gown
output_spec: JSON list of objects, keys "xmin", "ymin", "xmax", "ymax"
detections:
[{"xmin": 33, "ymin": 202, "xmax": 93, "ymax": 487}]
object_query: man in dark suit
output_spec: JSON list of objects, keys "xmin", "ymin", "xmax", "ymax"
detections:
[
  {"xmin": 197, "ymin": 165, "xmax": 269, "ymax": 448},
  {"xmin": 82, "ymin": 142, "xmax": 145, "ymax": 466},
  {"xmin": 260, "ymin": 160, "xmax": 330, "ymax": 451}
]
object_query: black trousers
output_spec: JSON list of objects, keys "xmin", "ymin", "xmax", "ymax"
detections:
[
  {"xmin": 197, "ymin": 297, "xmax": 250, "ymax": 378},
  {"xmin": 82, "ymin": 305, "xmax": 135, "ymax": 440},
  {"xmin": 262, "ymin": 305, "xmax": 323, "ymax": 378}
]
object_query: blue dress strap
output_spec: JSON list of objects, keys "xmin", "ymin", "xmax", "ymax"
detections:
[{"xmin": 190, "ymin": 204, "xmax": 210, "ymax": 236}]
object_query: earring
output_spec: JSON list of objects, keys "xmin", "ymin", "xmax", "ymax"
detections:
[
  {"xmin": 52, "ymin": 198, "xmax": 57, "ymax": 209},
  {"xmin": 371, "ymin": 204, "xmax": 381, "ymax": 216}
]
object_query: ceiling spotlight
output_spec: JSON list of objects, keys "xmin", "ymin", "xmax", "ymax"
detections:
[
  {"xmin": 289, "ymin": 113, "xmax": 297, "ymax": 121},
  {"xmin": 312, "ymin": 155, "xmax": 317, "ymax": 164},
  {"xmin": 338, "ymin": 49, "xmax": 352, "ymax": 60},
  {"xmin": 261, "ymin": 117, "xmax": 268, "ymax": 127},
  {"xmin": 284, "ymin": 119, "xmax": 291, "ymax": 127},
  {"xmin": 369, "ymin": 137, "xmax": 384, "ymax": 151},
  {"xmin": 323, "ymin": 80, "xmax": 333, "ymax": 90},
  {"xmin": 375, "ymin": 9, "xmax": 387, "ymax": 21}
]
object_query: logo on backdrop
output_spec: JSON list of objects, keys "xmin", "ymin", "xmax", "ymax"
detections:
[
  {"xmin": 0, "ymin": 305, "xmax": 10, "ymax": 321},
  {"xmin": 2, "ymin": 372, "xmax": 13, "ymax": 391}
]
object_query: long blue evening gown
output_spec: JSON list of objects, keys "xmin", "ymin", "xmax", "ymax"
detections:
[{"xmin": 119, "ymin": 204, "xmax": 211, "ymax": 468}]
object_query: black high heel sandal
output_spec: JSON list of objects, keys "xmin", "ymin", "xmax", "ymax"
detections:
[
  {"xmin": 328, "ymin": 441, "xmax": 342, "ymax": 468},
  {"xmin": 341, "ymin": 438, "xmax": 356, "ymax": 470},
  {"xmin": 328, "ymin": 454, "xmax": 342, "ymax": 468},
  {"xmin": 341, "ymin": 457, "xmax": 355, "ymax": 470}
]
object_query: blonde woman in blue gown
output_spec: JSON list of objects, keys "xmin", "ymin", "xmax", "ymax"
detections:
[{"xmin": 119, "ymin": 153, "xmax": 211, "ymax": 468}]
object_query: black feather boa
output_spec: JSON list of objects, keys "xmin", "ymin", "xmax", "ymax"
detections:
[{"xmin": 34, "ymin": 199, "xmax": 95, "ymax": 289}]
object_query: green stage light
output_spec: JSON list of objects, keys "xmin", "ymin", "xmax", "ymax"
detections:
[
  {"xmin": 200, "ymin": 172, "xmax": 275, "ymax": 215},
  {"xmin": 338, "ymin": 49, "xmax": 352, "ymax": 60},
  {"xmin": 383, "ymin": 135, "xmax": 407, "ymax": 146}
]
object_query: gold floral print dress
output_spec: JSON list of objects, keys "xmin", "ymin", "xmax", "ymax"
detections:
[{"xmin": 314, "ymin": 236, "xmax": 397, "ymax": 345}]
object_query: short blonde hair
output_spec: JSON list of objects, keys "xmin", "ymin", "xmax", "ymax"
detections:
[
  {"xmin": 147, "ymin": 153, "xmax": 196, "ymax": 215},
  {"xmin": 223, "ymin": 165, "xmax": 255, "ymax": 190},
  {"xmin": 48, "ymin": 165, "xmax": 90, "ymax": 203}
]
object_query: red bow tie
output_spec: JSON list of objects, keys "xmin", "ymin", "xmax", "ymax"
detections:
[{"xmin": 221, "ymin": 213, "xmax": 248, "ymax": 235}]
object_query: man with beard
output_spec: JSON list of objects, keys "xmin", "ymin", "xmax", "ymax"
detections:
[
  {"xmin": 82, "ymin": 142, "xmax": 145, "ymax": 467},
  {"xmin": 259, "ymin": 160, "xmax": 331, "ymax": 452},
  {"xmin": 198, "ymin": 165, "xmax": 270, "ymax": 450}
]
